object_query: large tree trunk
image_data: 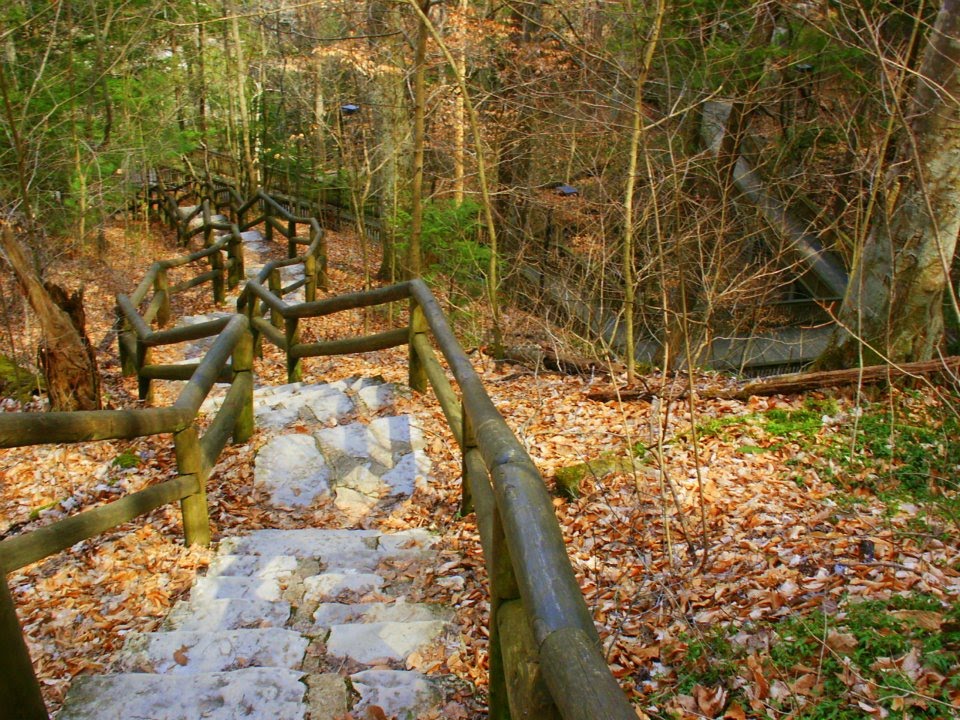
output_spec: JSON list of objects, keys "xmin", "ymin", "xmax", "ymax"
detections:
[
  {"xmin": 824, "ymin": 0, "xmax": 960, "ymax": 366},
  {"xmin": 0, "ymin": 227, "xmax": 101, "ymax": 411}
]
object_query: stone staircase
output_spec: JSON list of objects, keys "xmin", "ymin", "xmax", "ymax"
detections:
[{"xmin": 57, "ymin": 230, "xmax": 462, "ymax": 719}]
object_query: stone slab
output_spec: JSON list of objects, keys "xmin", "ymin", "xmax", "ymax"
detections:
[
  {"xmin": 255, "ymin": 434, "xmax": 330, "ymax": 507},
  {"xmin": 191, "ymin": 576, "xmax": 283, "ymax": 602},
  {"xmin": 119, "ymin": 629, "xmax": 308, "ymax": 675},
  {"xmin": 303, "ymin": 571, "xmax": 383, "ymax": 602},
  {"xmin": 206, "ymin": 554, "xmax": 298, "ymax": 579},
  {"xmin": 164, "ymin": 598, "xmax": 291, "ymax": 631},
  {"xmin": 326, "ymin": 620, "xmax": 448, "ymax": 664},
  {"xmin": 312, "ymin": 601, "xmax": 451, "ymax": 629},
  {"xmin": 350, "ymin": 669, "xmax": 442, "ymax": 720},
  {"xmin": 58, "ymin": 668, "xmax": 306, "ymax": 720}
]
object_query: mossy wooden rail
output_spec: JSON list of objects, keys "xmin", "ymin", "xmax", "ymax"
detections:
[
  {"xmin": 239, "ymin": 258, "xmax": 636, "ymax": 718},
  {"xmin": 0, "ymin": 314, "xmax": 253, "ymax": 719},
  {"xmin": 2, "ymin": 180, "xmax": 635, "ymax": 719}
]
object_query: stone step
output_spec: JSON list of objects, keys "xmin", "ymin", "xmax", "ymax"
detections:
[
  {"xmin": 164, "ymin": 597, "xmax": 291, "ymax": 631},
  {"xmin": 326, "ymin": 620, "xmax": 450, "ymax": 665},
  {"xmin": 312, "ymin": 600, "xmax": 451, "ymax": 628},
  {"xmin": 190, "ymin": 575, "xmax": 284, "ymax": 602},
  {"xmin": 205, "ymin": 554, "xmax": 298, "ymax": 579},
  {"xmin": 118, "ymin": 629, "xmax": 307, "ymax": 675},
  {"xmin": 219, "ymin": 528, "xmax": 437, "ymax": 571},
  {"xmin": 255, "ymin": 434, "xmax": 331, "ymax": 507},
  {"xmin": 58, "ymin": 668, "xmax": 306, "ymax": 720},
  {"xmin": 200, "ymin": 379, "xmax": 359, "ymax": 428},
  {"xmin": 351, "ymin": 669, "xmax": 443, "ymax": 720},
  {"xmin": 303, "ymin": 571, "xmax": 384, "ymax": 602}
]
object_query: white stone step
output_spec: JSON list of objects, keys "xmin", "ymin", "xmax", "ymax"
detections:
[
  {"xmin": 190, "ymin": 575, "xmax": 283, "ymax": 602},
  {"xmin": 58, "ymin": 668, "xmax": 306, "ymax": 720},
  {"xmin": 164, "ymin": 597, "xmax": 291, "ymax": 631},
  {"xmin": 255, "ymin": 434, "xmax": 331, "ymax": 507},
  {"xmin": 202, "ymin": 380, "xmax": 356, "ymax": 427},
  {"xmin": 119, "ymin": 629, "xmax": 307, "ymax": 675},
  {"xmin": 350, "ymin": 669, "xmax": 442, "ymax": 720},
  {"xmin": 219, "ymin": 528, "xmax": 437, "ymax": 570},
  {"xmin": 312, "ymin": 600, "xmax": 451, "ymax": 628},
  {"xmin": 326, "ymin": 620, "xmax": 449, "ymax": 664},
  {"xmin": 303, "ymin": 571, "xmax": 384, "ymax": 602},
  {"xmin": 205, "ymin": 554, "xmax": 298, "ymax": 579}
]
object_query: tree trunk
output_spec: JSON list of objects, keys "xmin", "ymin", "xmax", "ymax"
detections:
[
  {"xmin": 408, "ymin": 0, "xmax": 429, "ymax": 279},
  {"xmin": 824, "ymin": 0, "xmax": 960, "ymax": 366},
  {"xmin": 0, "ymin": 227, "xmax": 101, "ymax": 411}
]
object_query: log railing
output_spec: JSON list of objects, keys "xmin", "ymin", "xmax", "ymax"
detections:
[
  {"xmin": 2, "ymin": 178, "xmax": 635, "ymax": 719},
  {"xmin": 0, "ymin": 312, "xmax": 253, "ymax": 718},
  {"xmin": 238, "ymin": 264, "xmax": 636, "ymax": 719}
]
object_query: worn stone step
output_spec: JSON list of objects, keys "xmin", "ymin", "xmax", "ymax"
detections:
[
  {"xmin": 312, "ymin": 600, "xmax": 452, "ymax": 629},
  {"xmin": 255, "ymin": 434, "xmax": 331, "ymax": 507},
  {"xmin": 202, "ymin": 380, "xmax": 358, "ymax": 428},
  {"xmin": 206, "ymin": 553, "xmax": 298, "ymax": 579},
  {"xmin": 350, "ymin": 669, "xmax": 443, "ymax": 720},
  {"xmin": 119, "ymin": 629, "xmax": 308, "ymax": 675},
  {"xmin": 164, "ymin": 597, "xmax": 291, "ymax": 631},
  {"xmin": 326, "ymin": 620, "xmax": 450, "ymax": 664},
  {"xmin": 219, "ymin": 528, "xmax": 437, "ymax": 571},
  {"xmin": 190, "ymin": 575, "xmax": 283, "ymax": 602},
  {"xmin": 303, "ymin": 571, "xmax": 384, "ymax": 602},
  {"xmin": 58, "ymin": 667, "xmax": 306, "ymax": 720}
]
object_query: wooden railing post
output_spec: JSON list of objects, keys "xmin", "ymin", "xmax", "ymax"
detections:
[
  {"xmin": 461, "ymin": 404, "xmax": 476, "ymax": 515},
  {"xmin": 117, "ymin": 306, "xmax": 138, "ymax": 377},
  {"xmin": 136, "ymin": 341, "xmax": 153, "ymax": 404},
  {"xmin": 153, "ymin": 267, "xmax": 171, "ymax": 327},
  {"xmin": 227, "ymin": 231, "xmax": 243, "ymax": 290},
  {"xmin": 408, "ymin": 302, "xmax": 428, "ymax": 393},
  {"xmin": 268, "ymin": 269, "xmax": 283, "ymax": 329},
  {"xmin": 304, "ymin": 251, "xmax": 317, "ymax": 303},
  {"xmin": 211, "ymin": 246, "xmax": 225, "ymax": 305},
  {"xmin": 285, "ymin": 316, "xmax": 301, "ymax": 383},
  {"xmin": 265, "ymin": 200, "xmax": 274, "ymax": 245},
  {"xmin": 488, "ymin": 508, "xmax": 519, "ymax": 720},
  {"xmin": 0, "ymin": 575, "xmax": 48, "ymax": 720},
  {"xmin": 287, "ymin": 218, "xmax": 297, "ymax": 258},
  {"xmin": 232, "ymin": 327, "xmax": 254, "ymax": 443},
  {"xmin": 174, "ymin": 426, "xmax": 210, "ymax": 547}
]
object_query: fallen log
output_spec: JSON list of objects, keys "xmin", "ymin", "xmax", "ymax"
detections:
[
  {"xmin": 586, "ymin": 356, "xmax": 960, "ymax": 402},
  {"xmin": 721, "ymin": 355, "xmax": 960, "ymax": 399},
  {"xmin": 488, "ymin": 344, "xmax": 610, "ymax": 376}
]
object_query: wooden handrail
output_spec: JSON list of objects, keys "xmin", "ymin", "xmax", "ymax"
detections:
[{"xmin": 5, "ymin": 175, "xmax": 633, "ymax": 720}]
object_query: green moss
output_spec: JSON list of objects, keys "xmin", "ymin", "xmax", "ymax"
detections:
[
  {"xmin": 113, "ymin": 450, "xmax": 140, "ymax": 469},
  {"xmin": 554, "ymin": 450, "xmax": 645, "ymax": 499},
  {"xmin": 0, "ymin": 355, "xmax": 43, "ymax": 402}
]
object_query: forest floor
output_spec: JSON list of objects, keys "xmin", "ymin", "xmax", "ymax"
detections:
[{"xmin": 1, "ymin": 218, "xmax": 958, "ymax": 719}]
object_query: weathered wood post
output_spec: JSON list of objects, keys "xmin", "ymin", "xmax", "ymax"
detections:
[
  {"xmin": 211, "ymin": 245, "xmax": 226, "ymax": 305},
  {"xmin": 408, "ymin": 302, "xmax": 428, "ymax": 393},
  {"xmin": 461, "ymin": 404, "xmax": 476, "ymax": 515},
  {"xmin": 268, "ymin": 269, "xmax": 283, "ymax": 330},
  {"xmin": 232, "ymin": 326, "xmax": 254, "ymax": 443},
  {"xmin": 304, "ymin": 249, "xmax": 317, "ymax": 303},
  {"xmin": 136, "ymin": 341, "xmax": 153, "ymax": 404},
  {"xmin": 117, "ymin": 306, "xmax": 138, "ymax": 377},
  {"xmin": 285, "ymin": 316, "xmax": 301, "ymax": 383},
  {"xmin": 287, "ymin": 218, "xmax": 297, "ymax": 258},
  {"xmin": 153, "ymin": 267, "xmax": 171, "ymax": 327},
  {"xmin": 174, "ymin": 426, "xmax": 210, "ymax": 547},
  {"xmin": 264, "ymin": 198, "xmax": 274, "ymax": 246},
  {"xmin": 227, "ymin": 229, "xmax": 243, "ymax": 290},
  {"xmin": 487, "ymin": 507, "xmax": 519, "ymax": 720},
  {"xmin": 0, "ymin": 575, "xmax": 48, "ymax": 720}
]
